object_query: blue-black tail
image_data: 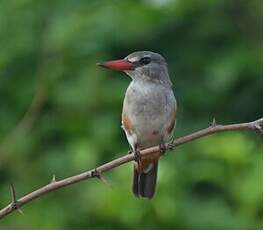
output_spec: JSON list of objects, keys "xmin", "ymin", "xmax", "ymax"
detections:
[{"xmin": 132, "ymin": 161, "xmax": 158, "ymax": 199}]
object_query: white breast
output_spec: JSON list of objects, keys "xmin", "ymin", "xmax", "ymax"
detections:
[{"xmin": 122, "ymin": 80, "xmax": 176, "ymax": 149}]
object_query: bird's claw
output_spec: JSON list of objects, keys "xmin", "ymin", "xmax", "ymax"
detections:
[
  {"xmin": 159, "ymin": 142, "xmax": 166, "ymax": 156},
  {"xmin": 167, "ymin": 138, "xmax": 175, "ymax": 150},
  {"xmin": 134, "ymin": 149, "xmax": 142, "ymax": 163}
]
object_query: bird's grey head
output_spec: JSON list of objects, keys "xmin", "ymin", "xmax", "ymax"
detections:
[
  {"xmin": 98, "ymin": 51, "xmax": 172, "ymax": 87},
  {"xmin": 124, "ymin": 51, "xmax": 172, "ymax": 86}
]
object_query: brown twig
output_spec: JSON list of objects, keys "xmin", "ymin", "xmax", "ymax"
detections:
[{"xmin": 0, "ymin": 118, "xmax": 262, "ymax": 220}]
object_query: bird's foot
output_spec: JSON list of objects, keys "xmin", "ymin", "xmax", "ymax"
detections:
[
  {"xmin": 134, "ymin": 149, "xmax": 142, "ymax": 163},
  {"xmin": 159, "ymin": 142, "xmax": 166, "ymax": 156},
  {"xmin": 167, "ymin": 137, "xmax": 175, "ymax": 150}
]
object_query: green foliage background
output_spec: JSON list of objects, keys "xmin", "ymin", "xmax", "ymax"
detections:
[{"xmin": 0, "ymin": 0, "xmax": 262, "ymax": 229}]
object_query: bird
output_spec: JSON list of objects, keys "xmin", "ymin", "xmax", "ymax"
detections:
[{"xmin": 97, "ymin": 51, "xmax": 177, "ymax": 199}]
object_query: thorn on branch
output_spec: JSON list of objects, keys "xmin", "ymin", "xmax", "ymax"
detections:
[
  {"xmin": 10, "ymin": 183, "xmax": 16, "ymax": 204},
  {"xmin": 91, "ymin": 168, "xmax": 101, "ymax": 178},
  {"xmin": 211, "ymin": 117, "xmax": 217, "ymax": 127},
  {"xmin": 9, "ymin": 184, "xmax": 24, "ymax": 215},
  {"xmin": 91, "ymin": 168, "xmax": 111, "ymax": 187},
  {"xmin": 98, "ymin": 175, "xmax": 112, "ymax": 187},
  {"xmin": 51, "ymin": 175, "xmax": 56, "ymax": 183},
  {"xmin": 255, "ymin": 124, "xmax": 263, "ymax": 134}
]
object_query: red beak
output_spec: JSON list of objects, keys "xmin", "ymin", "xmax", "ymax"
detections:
[{"xmin": 97, "ymin": 59, "xmax": 135, "ymax": 71}]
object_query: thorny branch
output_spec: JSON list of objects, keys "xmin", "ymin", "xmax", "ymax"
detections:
[{"xmin": 0, "ymin": 118, "xmax": 262, "ymax": 220}]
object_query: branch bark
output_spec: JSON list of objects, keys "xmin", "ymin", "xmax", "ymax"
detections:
[{"xmin": 0, "ymin": 118, "xmax": 262, "ymax": 220}]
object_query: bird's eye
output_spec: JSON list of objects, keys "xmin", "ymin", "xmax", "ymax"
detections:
[{"xmin": 139, "ymin": 56, "xmax": 151, "ymax": 65}]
